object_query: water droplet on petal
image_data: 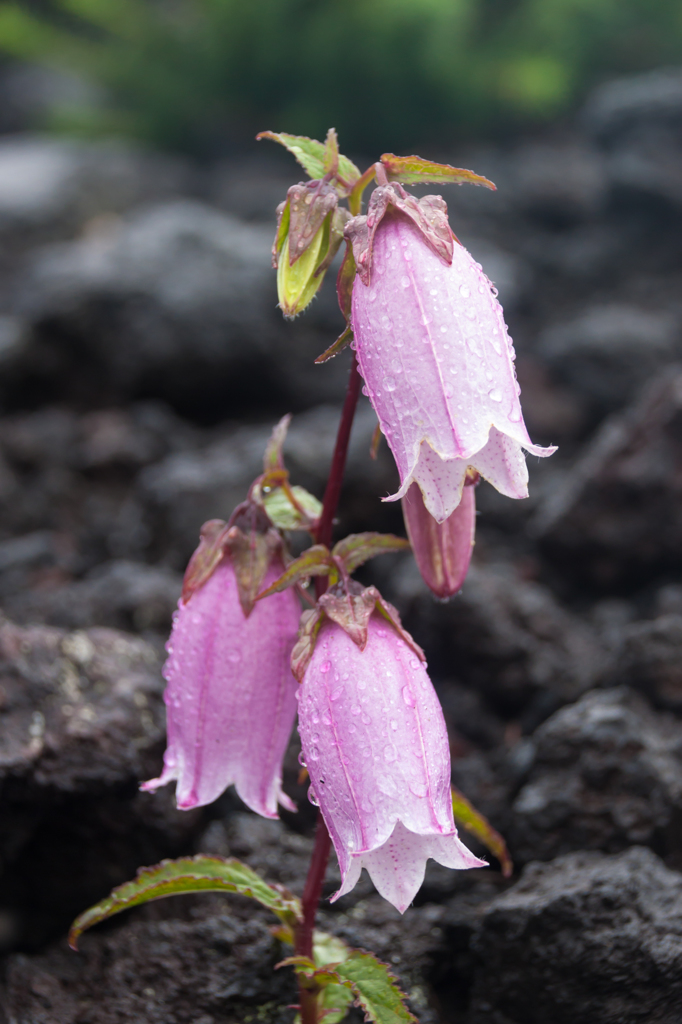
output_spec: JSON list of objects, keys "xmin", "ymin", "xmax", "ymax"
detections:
[
  {"xmin": 401, "ymin": 276, "xmax": 410, "ymax": 288},
  {"xmin": 320, "ymin": 661, "xmax": 331, "ymax": 674},
  {"xmin": 383, "ymin": 377, "xmax": 396, "ymax": 392},
  {"xmin": 488, "ymin": 388, "xmax": 502, "ymax": 402},
  {"xmin": 330, "ymin": 686, "xmax": 343, "ymax": 701},
  {"xmin": 409, "ymin": 781, "xmax": 428, "ymax": 798},
  {"xmin": 384, "ymin": 745, "xmax": 397, "ymax": 763},
  {"xmin": 351, "ymin": 704, "xmax": 361, "ymax": 716},
  {"xmin": 308, "ymin": 788, "xmax": 319, "ymax": 806},
  {"xmin": 459, "ymin": 284, "xmax": 470, "ymax": 298},
  {"xmin": 298, "ymin": 751, "xmax": 307, "ymax": 767},
  {"xmin": 402, "ymin": 685, "xmax": 416, "ymax": 708}
]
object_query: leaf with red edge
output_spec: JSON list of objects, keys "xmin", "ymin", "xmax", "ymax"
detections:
[
  {"xmin": 323, "ymin": 128, "xmax": 340, "ymax": 178},
  {"xmin": 181, "ymin": 519, "xmax": 231, "ymax": 604},
  {"xmin": 286, "ymin": 180, "xmax": 338, "ymax": 265},
  {"xmin": 315, "ymin": 325, "xmax": 352, "ymax": 364},
  {"xmin": 332, "ymin": 532, "xmax": 410, "ymax": 575},
  {"xmin": 380, "ymin": 154, "xmax": 496, "ymax": 190},
  {"xmin": 224, "ymin": 523, "xmax": 282, "ymax": 616},
  {"xmin": 451, "ymin": 785, "xmax": 513, "ymax": 878},
  {"xmin": 256, "ymin": 131, "xmax": 361, "ymax": 193},
  {"xmin": 256, "ymin": 545, "xmax": 332, "ymax": 599},
  {"xmin": 373, "ymin": 590, "xmax": 427, "ymax": 663},
  {"xmin": 69, "ymin": 856, "xmax": 301, "ymax": 950}
]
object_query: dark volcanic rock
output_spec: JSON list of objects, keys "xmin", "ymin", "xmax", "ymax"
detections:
[
  {"xmin": 388, "ymin": 560, "xmax": 603, "ymax": 720},
  {"xmin": 534, "ymin": 367, "xmax": 682, "ymax": 588},
  {"xmin": 469, "ymin": 846, "xmax": 682, "ymax": 1024},
  {"xmin": 615, "ymin": 613, "xmax": 682, "ymax": 713},
  {"xmin": 510, "ymin": 688, "xmax": 682, "ymax": 864},
  {"xmin": 0, "ymin": 618, "xmax": 202, "ymax": 949}
]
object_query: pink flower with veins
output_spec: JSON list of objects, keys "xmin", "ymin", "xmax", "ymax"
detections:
[
  {"xmin": 350, "ymin": 207, "xmax": 555, "ymax": 522},
  {"xmin": 142, "ymin": 557, "xmax": 299, "ymax": 818},
  {"xmin": 297, "ymin": 612, "xmax": 484, "ymax": 913},
  {"xmin": 402, "ymin": 479, "xmax": 476, "ymax": 599}
]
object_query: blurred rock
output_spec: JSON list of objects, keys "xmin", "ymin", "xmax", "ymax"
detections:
[
  {"xmin": 534, "ymin": 367, "xmax": 682, "ymax": 588},
  {"xmin": 584, "ymin": 66, "xmax": 682, "ymax": 208},
  {"xmin": 538, "ymin": 304, "xmax": 679, "ymax": 419},
  {"xmin": 0, "ymin": 135, "xmax": 192, "ymax": 244},
  {"xmin": 469, "ymin": 846, "xmax": 682, "ymax": 1024},
  {"xmin": 510, "ymin": 688, "xmax": 682, "ymax": 864},
  {"xmin": 615, "ymin": 614, "xmax": 682, "ymax": 713},
  {"xmin": 389, "ymin": 560, "xmax": 603, "ymax": 720},
  {"xmin": 508, "ymin": 140, "xmax": 607, "ymax": 224}
]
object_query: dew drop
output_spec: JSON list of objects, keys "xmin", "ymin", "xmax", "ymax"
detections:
[
  {"xmin": 384, "ymin": 376, "xmax": 396, "ymax": 392},
  {"xmin": 509, "ymin": 407, "xmax": 522, "ymax": 422},
  {"xmin": 330, "ymin": 686, "xmax": 344, "ymax": 701},
  {"xmin": 298, "ymin": 751, "xmax": 307, "ymax": 767},
  {"xmin": 488, "ymin": 388, "xmax": 502, "ymax": 402},
  {"xmin": 320, "ymin": 661, "xmax": 331, "ymax": 674},
  {"xmin": 361, "ymin": 714, "xmax": 371, "ymax": 725},
  {"xmin": 322, "ymin": 712, "xmax": 332, "ymax": 726},
  {"xmin": 351, "ymin": 704, "xmax": 361, "ymax": 716},
  {"xmin": 465, "ymin": 306, "xmax": 477, "ymax": 321},
  {"xmin": 362, "ymin": 386, "xmax": 369, "ymax": 397},
  {"xmin": 390, "ymin": 720, "xmax": 398, "ymax": 731},
  {"xmin": 409, "ymin": 781, "xmax": 428, "ymax": 798},
  {"xmin": 308, "ymin": 788, "xmax": 319, "ymax": 806},
  {"xmin": 459, "ymin": 284, "xmax": 470, "ymax": 298},
  {"xmin": 430, "ymin": 288, "xmax": 438, "ymax": 296},
  {"xmin": 309, "ymin": 746, "xmax": 319, "ymax": 761},
  {"xmin": 384, "ymin": 745, "xmax": 397, "ymax": 763},
  {"xmin": 227, "ymin": 651, "xmax": 241, "ymax": 664},
  {"xmin": 402, "ymin": 685, "xmax": 416, "ymax": 708},
  {"xmin": 400, "ymin": 276, "xmax": 410, "ymax": 289}
]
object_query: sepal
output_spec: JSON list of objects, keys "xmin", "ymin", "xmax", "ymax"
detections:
[
  {"xmin": 181, "ymin": 518, "xmax": 232, "ymax": 604},
  {"xmin": 315, "ymin": 324, "xmax": 353, "ymax": 364},
  {"xmin": 68, "ymin": 855, "xmax": 302, "ymax": 950},
  {"xmin": 380, "ymin": 153, "xmax": 496, "ymax": 190},
  {"xmin": 257, "ymin": 545, "xmax": 334, "ymax": 598},
  {"xmin": 223, "ymin": 505, "xmax": 283, "ymax": 616},
  {"xmin": 345, "ymin": 184, "xmax": 454, "ymax": 285},
  {"xmin": 291, "ymin": 606, "xmax": 325, "ymax": 683},
  {"xmin": 319, "ymin": 580, "xmax": 379, "ymax": 649}
]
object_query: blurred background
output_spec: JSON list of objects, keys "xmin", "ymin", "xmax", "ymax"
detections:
[{"xmin": 1, "ymin": 3, "xmax": 682, "ymax": 1022}]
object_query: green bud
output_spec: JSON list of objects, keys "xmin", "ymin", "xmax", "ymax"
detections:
[{"xmin": 273, "ymin": 181, "xmax": 348, "ymax": 319}]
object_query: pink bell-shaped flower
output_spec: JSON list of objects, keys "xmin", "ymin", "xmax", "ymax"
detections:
[
  {"xmin": 402, "ymin": 478, "xmax": 476, "ymax": 599},
  {"xmin": 297, "ymin": 611, "xmax": 484, "ymax": 912},
  {"xmin": 349, "ymin": 198, "xmax": 555, "ymax": 522},
  {"xmin": 143, "ymin": 532, "xmax": 300, "ymax": 818}
]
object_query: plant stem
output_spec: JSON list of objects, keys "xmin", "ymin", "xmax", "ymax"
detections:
[
  {"xmin": 315, "ymin": 352, "xmax": 362, "ymax": 552},
  {"xmin": 296, "ymin": 351, "xmax": 362, "ymax": 1024}
]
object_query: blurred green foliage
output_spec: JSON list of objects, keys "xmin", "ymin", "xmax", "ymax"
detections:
[{"xmin": 0, "ymin": 0, "xmax": 681, "ymax": 152}]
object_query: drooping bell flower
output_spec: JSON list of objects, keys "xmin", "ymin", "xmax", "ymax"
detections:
[
  {"xmin": 346, "ymin": 183, "xmax": 556, "ymax": 522},
  {"xmin": 402, "ymin": 476, "xmax": 477, "ymax": 599},
  {"xmin": 142, "ymin": 507, "xmax": 300, "ymax": 818},
  {"xmin": 293, "ymin": 585, "xmax": 484, "ymax": 913}
]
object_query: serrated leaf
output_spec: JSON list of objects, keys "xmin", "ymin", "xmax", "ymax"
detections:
[
  {"xmin": 256, "ymin": 545, "xmax": 332, "ymax": 599},
  {"xmin": 257, "ymin": 131, "xmax": 360, "ymax": 193},
  {"xmin": 262, "ymin": 484, "xmax": 323, "ymax": 531},
  {"xmin": 336, "ymin": 950, "xmax": 417, "ymax": 1024},
  {"xmin": 451, "ymin": 785, "xmax": 512, "ymax": 878},
  {"xmin": 380, "ymin": 154, "xmax": 496, "ymax": 190},
  {"xmin": 319, "ymin": 583, "xmax": 378, "ymax": 649},
  {"xmin": 332, "ymin": 532, "xmax": 411, "ymax": 575},
  {"xmin": 69, "ymin": 856, "xmax": 302, "ymax": 950}
]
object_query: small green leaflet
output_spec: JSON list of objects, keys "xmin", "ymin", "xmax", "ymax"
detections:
[
  {"xmin": 281, "ymin": 944, "xmax": 417, "ymax": 1024},
  {"xmin": 257, "ymin": 130, "xmax": 361, "ymax": 192},
  {"xmin": 336, "ymin": 951, "xmax": 418, "ymax": 1024},
  {"xmin": 332, "ymin": 533, "xmax": 411, "ymax": 575},
  {"xmin": 451, "ymin": 785, "xmax": 513, "ymax": 878},
  {"xmin": 262, "ymin": 484, "xmax": 322, "ymax": 531},
  {"xmin": 380, "ymin": 153, "xmax": 496, "ymax": 190},
  {"xmin": 68, "ymin": 856, "xmax": 302, "ymax": 950}
]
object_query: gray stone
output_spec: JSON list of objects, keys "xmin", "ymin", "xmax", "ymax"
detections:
[
  {"xmin": 510, "ymin": 688, "xmax": 682, "ymax": 864},
  {"xmin": 616, "ymin": 614, "xmax": 682, "ymax": 712},
  {"xmin": 534, "ymin": 367, "xmax": 682, "ymax": 587},
  {"xmin": 469, "ymin": 846, "xmax": 682, "ymax": 1024},
  {"xmin": 538, "ymin": 304, "xmax": 679, "ymax": 418}
]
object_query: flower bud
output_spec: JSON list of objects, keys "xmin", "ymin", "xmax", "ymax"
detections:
[
  {"xmin": 273, "ymin": 180, "xmax": 348, "ymax": 318},
  {"xmin": 348, "ymin": 196, "xmax": 555, "ymax": 522},
  {"xmin": 297, "ymin": 612, "xmax": 483, "ymax": 913},
  {"xmin": 142, "ymin": 554, "xmax": 300, "ymax": 817},
  {"xmin": 402, "ymin": 479, "xmax": 476, "ymax": 599}
]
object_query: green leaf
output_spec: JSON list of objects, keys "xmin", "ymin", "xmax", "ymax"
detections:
[
  {"xmin": 256, "ymin": 545, "xmax": 332, "ymax": 599},
  {"xmin": 332, "ymin": 533, "xmax": 411, "ymax": 575},
  {"xmin": 69, "ymin": 856, "xmax": 302, "ymax": 950},
  {"xmin": 451, "ymin": 785, "xmax": 513, "ymax": 878},
  {"xmin": 315, "ymin": 325, "xmax": 353, "ymax": 364},
  {"xmin": 336, "ymin": 950, "xmax": 417, "ymax": 1024},
  {"xmin": 257, "ymin": 131, "xmax": 360, "ymax": 192},
  {"xmin": 262, "ymin": 484, "xmax": 323, "ymax": 531},
  {"xmin": 380, "ymin": 154, "xmax": 496, "ymax": 190}
]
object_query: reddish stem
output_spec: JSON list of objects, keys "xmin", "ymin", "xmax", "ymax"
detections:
[
  {"xmin": 296, "ymin": 351, "xmax": 362, "ymax": 1024},
  {"xmin": 315, "ymin": 353, "xmax": 362, "ymax": 552}
]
